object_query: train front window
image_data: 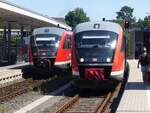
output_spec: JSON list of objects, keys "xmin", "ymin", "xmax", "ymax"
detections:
[
  {"xmin": 75, "ymin": 31, "xmax": 118, "ymax": 49},
  {"xmin": 32, "ymin": 34, "xmax": 60, "ymax": 50}
]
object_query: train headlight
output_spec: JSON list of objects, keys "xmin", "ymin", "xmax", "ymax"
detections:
[
  {"xmin": 42, "ymin": 52, "xmax": 46, "ymax": 56},
  {"xmin": 55, "ymin": 41, "xmax": 59, "ymax": 48},
  {"xmin": 80, "ymin": 58, "xmax": 84, "ymax": 62},
  {"xmin": 106, "ymin": 58, "xmax": 111, "ymax": 62}
]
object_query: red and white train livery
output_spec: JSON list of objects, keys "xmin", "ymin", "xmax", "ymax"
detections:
[
  {"xmin": 72, "ymin": 21, "xmax": 128, "ymax": 86},
  {"xmin": 29, "ymin": 27, "xmax": 72, "ymax": 70}
]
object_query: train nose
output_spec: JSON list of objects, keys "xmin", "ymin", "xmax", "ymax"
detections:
[{"xmin": 85, "ymin": 68, "xmax": 105, "ymax": 80}]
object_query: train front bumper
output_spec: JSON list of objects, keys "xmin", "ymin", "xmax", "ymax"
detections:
[{"xmin": 72, "ymin": 78, "xmax": 120, "ymax": 89}]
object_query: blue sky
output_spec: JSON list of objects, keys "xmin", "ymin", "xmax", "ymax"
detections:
[{"xmin": 8, "ymin": 0, "xmax": 150, "ymax": 21}]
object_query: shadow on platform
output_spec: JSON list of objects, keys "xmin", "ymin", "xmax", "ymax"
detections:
[{"xmin": 125, "ymin": 82, "xmax": 150, "ymax": 90}]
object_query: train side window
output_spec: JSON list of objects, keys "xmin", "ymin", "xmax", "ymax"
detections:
[
  {"xmin": 121, "ymin": 36, "xmax": 125, "ymax": 52},
  {"xmin": 63, "ymin": 35, "xmax": 71, "ymax": 49}
]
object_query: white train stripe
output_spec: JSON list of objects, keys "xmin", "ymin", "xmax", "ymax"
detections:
[
  {"xmin": 111, "ymin": 70, "xmax": 124, "ymax": 76},
  {"xmin": 55, "ymin": 60, "xmax": 71, "ymax": 65}
]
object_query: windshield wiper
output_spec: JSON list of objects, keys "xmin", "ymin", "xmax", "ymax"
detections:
[{"xmin": 77, "ymin": 44, "xmax": 104, "ymax": 48}]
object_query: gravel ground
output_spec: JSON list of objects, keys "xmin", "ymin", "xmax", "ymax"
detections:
[
  {"xmin": 0, "ymin": 73, "xmax": 73, "ymax": 113},
  {"xmin": 29, "ymin": 96, "xmax": 70, "ymax": 113},
  {"xmin": 0, "ymin": 91, "xmax": 43, "ymax": 113},
  {"xmin": 29, "ymin": 86, "xmax": 76, "ymax": 113},
  {"xmin": 0, "ymin": 78, "xmax": 25, "ymax": 88}
]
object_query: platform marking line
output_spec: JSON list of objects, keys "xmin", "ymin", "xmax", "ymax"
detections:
[{"xmin": 14, "ymin": 81, "xmax": 73, "ymax": 113}]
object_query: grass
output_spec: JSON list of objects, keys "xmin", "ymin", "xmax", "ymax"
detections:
[{"xmin": 0, "ymin": 106, "xmax": 7, "ymax": 113}]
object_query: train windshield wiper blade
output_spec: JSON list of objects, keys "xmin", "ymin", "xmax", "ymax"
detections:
[
  {"xmin": 91, "ymin": 44, "xmax": 104, "ymax": 48},
  {"xmin": 78, "ymin": 44, "xmax": 103, "ymax": 48}
]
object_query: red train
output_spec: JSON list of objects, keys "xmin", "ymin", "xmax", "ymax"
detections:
[
  {"xmin": 72, "ymin": 21, "xmax": 128, "ymax": 88},
  {"xmin": 29, "ymin": 27, "xmax": 72, "ymax": 70}
]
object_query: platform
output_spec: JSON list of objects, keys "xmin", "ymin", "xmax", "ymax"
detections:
[
  {"xmin": 116, "ymin": 60, "xmax": 150, "ymax": 113},
  {"xmin": 0, "ymin": 62, "xmax": 29, "ymax": 69},
  {"xmin": 0, "ymin": 63, "xmax": 29, "ymax": 84}
]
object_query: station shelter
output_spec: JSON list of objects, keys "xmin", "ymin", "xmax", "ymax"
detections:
[
  {"xmin": 130, "ymin": 26, "xmax": 150, "ymax": 59},
  {"xmin": 0, "ymin": 0, "xmax": 71, "ymax": 66}
]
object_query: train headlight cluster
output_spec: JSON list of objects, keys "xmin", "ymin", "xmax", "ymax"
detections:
[
  {"xmin": 33, "ymin": 52, "xmax": 47, "ymax": 56},
  {"xmin": 42, "ymin": 52, "xmax": 46, "ymax": 56}
]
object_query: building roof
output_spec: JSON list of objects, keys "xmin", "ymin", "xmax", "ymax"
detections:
[{"xmin": 0, "ymin": 0, "xmax": 71, "ymax": 30}]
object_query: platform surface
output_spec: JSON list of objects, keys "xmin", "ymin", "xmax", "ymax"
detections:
[
  {"xmin": 0, "ymin": 62, "xmax": 29, "ymax": 69},
  {"xmin": 116, "ymin": 60, "xmax": 150, "ymax": 113}
]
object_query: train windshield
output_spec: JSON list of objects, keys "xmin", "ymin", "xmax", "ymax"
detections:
[
  {"xmin": 32, "ymin": 34, "xmax": 61, "ymax": 50},
  {"xmin": 75, "ymin": 31, "xmax": 118, "ymax": 49}
]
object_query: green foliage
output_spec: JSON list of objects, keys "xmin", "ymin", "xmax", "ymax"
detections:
[
  {"xmin": 65, "ymin": 8, "xmax": 90, "ymax": 28},
  {"xmin": 112, "ymin": 19, "xmax": 124, "ymax": 30},
  {"xmin": 0, "ymin": 107, "xmax": 7, "ymax": 113},
  {"xmin": 116, "ymin": 6, "xmax": 136, "ymax": 29},
  {"xmin": 136, "ymin": 15, "xmax": 150, "ymax": 28},
  {"xmin": 116, "ymin": 6, "xmax": 134, "ymax": 21},
  {"xmin": 125, "ymin": 30, "xmax": 131, "ymax": 57}
]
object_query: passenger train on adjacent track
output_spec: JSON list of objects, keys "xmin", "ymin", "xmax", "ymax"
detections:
[
  {"xmin": 29, "ymin": 27, "xmax": 72, "ymax": 70},
  {"xmin": 71, "ymin": 21, "xmax": 129, "ymax": 88}
]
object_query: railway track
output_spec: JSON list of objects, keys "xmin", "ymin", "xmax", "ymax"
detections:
[
  {"xmin": 0, "ymin": 78, "xmax": 43, "ymax": 103},
  {"xmin": 0, "ymin": 74, "xmax": 72, "ymax": 103},
  {"xmin": 53, "ymin": 83, "xmax": 122, "ymax": 113}
]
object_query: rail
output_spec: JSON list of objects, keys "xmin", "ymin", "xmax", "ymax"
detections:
[{"xmin": 52, "ymin": 83, "xmax": 122, "ymax": 113}]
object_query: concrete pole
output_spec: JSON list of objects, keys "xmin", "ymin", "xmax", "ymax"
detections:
[
  {"xmin": 131, "ymin": 30, "xmax": 135, "ymax": 59},
  {"xmin": 20, "ymin": 25, "xmax": 24, "ymax": 62},
  {"xmin": 3, "ymin": 26, "xmax": 6, "ymax": 58},
  {"xmin": 30, "ymin": 26, "xmax": 33, "ymax": 34},
  {"xmin": 8, "ymin": 23, "xmax": 11, "ymax": 64}
]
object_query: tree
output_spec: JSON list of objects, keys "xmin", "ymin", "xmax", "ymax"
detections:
[
  {"xmin": 116, "ymin": 6, "xmax": 136, "ymax": 28},
  {"xmin": 65, "ymin": 8, "xmax": 90, "ymax": 28},
  {"xmin": 112, "ymin": 19, "xmax": 124, "ymax": 30},
  {"xmin": 136, "ymin": 19, "xmax": 145, "ymax": 28},
  {"xmin": 136, "ymin": 15, "xmax": 150, "ymax": 28},
  {"xmin": 116, "ymin": 6, "xmax": 134, "ymax": 21}
]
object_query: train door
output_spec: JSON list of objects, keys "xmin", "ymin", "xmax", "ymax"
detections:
[
  {"xmin": 63, "ymin": 34, "xmax": 71, "ymax": 66},
  {"xmin": 55, "ymin": 33, "xmax": 72, "ymax": 68}
]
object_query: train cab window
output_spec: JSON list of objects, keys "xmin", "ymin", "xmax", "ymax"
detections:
[
  {"xmin": 75, "ymin": 31, "xmax": 118, "ymax": 49},
  {"xmin": 63, "ymin": 35, "xmax": 71, "ymax": 49}
]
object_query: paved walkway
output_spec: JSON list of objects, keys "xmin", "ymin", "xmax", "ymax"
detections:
[
  {"xmin": 116, "ymin": 60, "xmax": 150, "ymax": 113},
  {"xmin": 0, "ymin": 62, "xmax": 29, "ymax": 69}
]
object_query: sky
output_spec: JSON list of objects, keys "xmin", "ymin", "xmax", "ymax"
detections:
[{"xmin": 8, "ymin": 0, "xmax": 150, "ymax": 21}]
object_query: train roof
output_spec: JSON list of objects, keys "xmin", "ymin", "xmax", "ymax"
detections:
[
  {"xmin": 74, "ymin": 21, "xmax": 122, "ymax": 34},
  {"xmin": 33, "ymin": 27, "xmax": 66, "ymax": 36}
]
